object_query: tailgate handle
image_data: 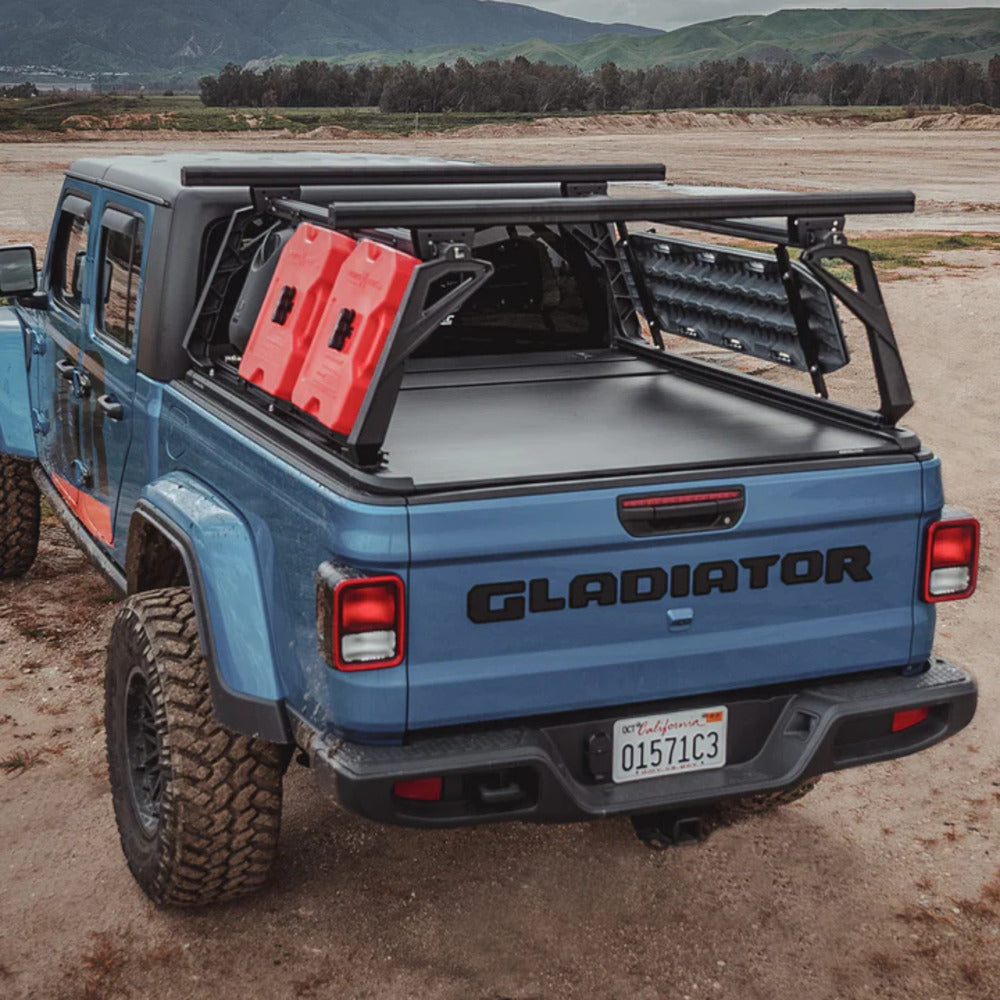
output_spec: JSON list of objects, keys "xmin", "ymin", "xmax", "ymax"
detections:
[{"xmin": 618, "ymin": 488, "xmax": 744, "ymax": 537}]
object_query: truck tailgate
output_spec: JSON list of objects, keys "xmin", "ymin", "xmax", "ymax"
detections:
[{"xmin": 405, "ymin": 460, "xmax": 927, "ymax": 729}]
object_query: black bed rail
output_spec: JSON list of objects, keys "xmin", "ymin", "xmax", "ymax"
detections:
[
  {"xmin": 180, "ymin": 162, "xmax": 667, "ymax": 188},
  {"xmin": 320, "ymin": 190, "xmax": 914, "ymax": 230}
]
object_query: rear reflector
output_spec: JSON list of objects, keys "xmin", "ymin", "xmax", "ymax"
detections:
[
  {"xmin": 923, "ymin": 518, "xmax": 979, "ymax": 602},
  {"xmin": 393, "ymin": 777, "xmax": 443, "ymax": 801},
  {"xmin": 891, "ymin": 707, "xmax": 930, "ymax": 733},
  {"xmin": 332, "ymin": 575, "xmax": 405, "ymax": 671}
]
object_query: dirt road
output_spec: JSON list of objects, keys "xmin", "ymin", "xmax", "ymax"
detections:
[{"xmin": 1, "ymin": 122, "xmax": 998, "ymax": 1000}]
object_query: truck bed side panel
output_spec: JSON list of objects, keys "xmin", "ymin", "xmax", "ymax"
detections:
[{"xmin": 133, "ymin": 383, "xmax": 412, "ymax": 739}]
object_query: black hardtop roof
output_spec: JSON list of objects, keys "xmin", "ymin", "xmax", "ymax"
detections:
[{"xmin": 66, "ymin": 151, "xmax": 463, "ymax": 206}]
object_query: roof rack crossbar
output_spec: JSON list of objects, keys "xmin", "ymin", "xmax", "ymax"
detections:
[
  {"xmin": 323, "ymin": 191, "xmax": 914, "ymax": 230},
  {"xmin": 321, "ymin": 183, "xmax": 568, "ymax": 203},
  {"xmin": 180, "ymin": 162, "xmax": 667, "ymax": 188}
]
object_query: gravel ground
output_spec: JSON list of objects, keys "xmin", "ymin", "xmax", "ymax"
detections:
[{"xmin": 0, "ymin": 123, "xmax": 998, "ymax": 1000}]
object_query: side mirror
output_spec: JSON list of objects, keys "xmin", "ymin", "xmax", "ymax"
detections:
[{"xmin": 0, "ymin": 244, "xmax": 37, "ymax": 296}]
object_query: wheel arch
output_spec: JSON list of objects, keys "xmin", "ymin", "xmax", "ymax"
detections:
[{"xmin": 127, "ymin": 479, "xmax": 291, "ymax": 745}]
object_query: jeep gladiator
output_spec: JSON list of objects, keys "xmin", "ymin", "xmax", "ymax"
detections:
[{"xmin": 0, "ymin": 154, "xmax": 979, "ymax": 905}]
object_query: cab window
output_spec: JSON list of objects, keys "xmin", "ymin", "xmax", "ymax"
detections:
[
  {"xmin": 414, "ymin": 225, "xmax": 608, "ymax": 358},
  {"xmin": 97, "ymin": 206, "xmax": 146, "ymax": 353},
  {"xmin": 51, "ymin": 194, "xmax": 91, "ymax": 313}
]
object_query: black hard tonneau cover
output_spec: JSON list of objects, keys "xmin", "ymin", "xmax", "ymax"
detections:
[{"xmin": 384, "ymin": 351, "xmax": 913, "ymax": 493}]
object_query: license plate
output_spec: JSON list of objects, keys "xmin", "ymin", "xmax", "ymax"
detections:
[{"xmin": 612, "ymin": 706, "xmax": 728, "ymax": 783}]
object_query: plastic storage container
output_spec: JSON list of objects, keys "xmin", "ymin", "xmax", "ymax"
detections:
[
  {"xmin": 238, "ymin": 223, "xmax": 356, "ymax": 400},
  {"xmin": 292, "ymin": 238, "xmax": 419, "ymax": 436},
  {"xmin": 229, "ymin": 227, "xmax": 293, "ymax": 352}
]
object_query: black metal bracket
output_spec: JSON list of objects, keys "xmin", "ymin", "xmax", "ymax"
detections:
[
  {"xmin": 799, "ymin": 243, "xmax": 913, "ymax": 424},
  {"xmin": 616, "ymin": 222, "xmax": 665, "ymax": 349},
  {"xmin": 184, "ymin": 207, "xmax": 267, "ymax": 368},
  {"xmin": 412, "ymin": 228, "xmax": 476, "ymax": 262},
  {"xmin": 775, "ymin": 245, "xmax": 828, "ymax": 399},
  {"xmin": 346, "ymin": 254, "xmax": 495, "ymax": 467},
  {"xmin": 251, "ymin": 186, "xmax": 300, "ymax": 214},
  {"xmin": 561, "ymin": 181, "xmax": 608, "ymax": 197},
  {"xmin": 560, "ymin": 222, "xmax": 644, "ymax": 343},
  {"xmin": 790, "ymin": 215, "xmax": 846, "ymax": 249}
]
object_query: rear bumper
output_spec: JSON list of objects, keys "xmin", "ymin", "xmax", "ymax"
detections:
[{"xmin": 307, "ymin": 658, "xmax": 976, "ymax": 828}]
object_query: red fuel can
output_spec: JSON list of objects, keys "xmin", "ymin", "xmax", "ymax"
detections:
[
  {"xmin": 292, "ymin": 239, "xmax": 419, "ymax": 436},
  {"xmin": 238, "ymin": 223, "xmax": 356, "ymax": 400}
]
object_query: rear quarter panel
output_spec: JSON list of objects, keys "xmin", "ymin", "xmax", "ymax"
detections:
[{"xmin": 138, "ymin": 382, "xmax": 411, "ymax": 740}]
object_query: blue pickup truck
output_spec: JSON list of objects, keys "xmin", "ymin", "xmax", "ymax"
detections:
[{"xmin": 0, "ymin": 154, "xmax": 979, "ymax": 906}]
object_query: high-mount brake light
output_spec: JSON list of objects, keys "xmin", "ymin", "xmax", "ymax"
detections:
[
  {"xmin": 620, "ymin": 490, "xmax": 743, "ymax": 509},
  {"xmin": 332, "ymin": 576, "xmax": 405, "ymax": 671},
  {"xmin": 923, "ymin": 519, "xmax": 979, "ymax": 603}
]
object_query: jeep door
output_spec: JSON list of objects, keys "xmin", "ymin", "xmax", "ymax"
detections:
[
  {"xmin": 31, "ymin": 187, "xmax": 93, "ymax": 494},
  {"xmin": 76, "ymin": 194, "xmax": 148, "ymax": 548}
]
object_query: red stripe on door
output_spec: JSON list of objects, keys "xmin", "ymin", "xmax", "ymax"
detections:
[{"xmin": 51, "ymin": 473, "xmax": 114, "ymax": 546}]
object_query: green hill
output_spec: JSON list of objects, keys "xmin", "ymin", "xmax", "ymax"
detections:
[
  {"xmin": 329, "ymin": 8, "xmax": 1000, "ymax": 71},
  {"xmin": 0, "ymin": 0, "xmax": 657, "ymax": 75}
]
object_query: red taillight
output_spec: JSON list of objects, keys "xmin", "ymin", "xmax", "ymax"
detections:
[
  {"xmin": 892, "ymin": 707, "xmax": 930, "ymax": 733},
  {"xmin": 332, "ymin": 575, "xmax": 405, "ymax": 671},
  {"xmin": 923, "ymin": 518, "xmax": 979, "ymax": 603},
  {"xmin": 392, "ymin": 777, "xmax": 443, "ymax": 801},
  {"xmin": 341, "ymin": 582, "xmax": 397, "ymax": 631}
]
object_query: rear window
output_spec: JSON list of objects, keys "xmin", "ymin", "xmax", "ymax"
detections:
[{"xmin": 97, "ymin": 206, "xmax": 146, "ymax": 353}]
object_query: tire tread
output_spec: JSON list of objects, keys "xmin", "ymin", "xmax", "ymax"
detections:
[
  {"xmin": 105, "ymin": 587, "xmax": 283, "ymax": 906},
  {"xmin": 0, "ymin": 455, "xmax": 40, "ymax": 579}
]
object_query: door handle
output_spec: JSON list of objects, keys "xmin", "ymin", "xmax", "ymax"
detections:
[
  {"xmin": 97, "ymin": 394, "xmax": 124, "ymax": 420},
  {"xmin": 55, "ymin": 358, "xmax": 75, "ymax": 379},
  {"xmin": 71, "ymin": 369, "xmax": 91, "ymax": 399}
]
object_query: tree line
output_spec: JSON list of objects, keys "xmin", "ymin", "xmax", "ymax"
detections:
[
  {"xmin": 0, "ymin": 82, "xmax": 39, "ymax": 98},
  {"xmin": 199, "ymin": 55, "xmax": 1000, "ymax": 112}
]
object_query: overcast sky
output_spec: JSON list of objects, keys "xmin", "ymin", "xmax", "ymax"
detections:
[{"xmin": 502, "ymin": 1, "xmax": 992, "ymax": 32}]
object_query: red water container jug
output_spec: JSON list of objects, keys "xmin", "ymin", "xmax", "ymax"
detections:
[
  {"xmin": 292, "ymin": 239, "xmax": 419, "ymax": 436},
  {"xmin": 238, "ymin": 223, "xmax": 356, "ymax": 400}
]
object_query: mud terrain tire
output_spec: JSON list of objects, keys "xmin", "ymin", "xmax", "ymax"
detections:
[
  {"xmin": 105, "ymin": 587, "xmax": 284, "ymax": 906},
  {"xmin": 0, "ymin": 455, "xmax": 40, "ymax": 579}
]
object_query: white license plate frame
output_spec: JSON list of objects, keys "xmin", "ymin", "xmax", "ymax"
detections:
[{"xmin": 612, "ymin": 705, "xmax": 728, "ymax": 784}]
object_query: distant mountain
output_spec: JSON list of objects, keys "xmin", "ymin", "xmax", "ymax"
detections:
[
  {"xmin": 0, "ymin": 0, "xmax": 658, "ymax": 74},
  {"xmin": 331, "ymin": 7, "xmax": 1000, "ymax": 71}
]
